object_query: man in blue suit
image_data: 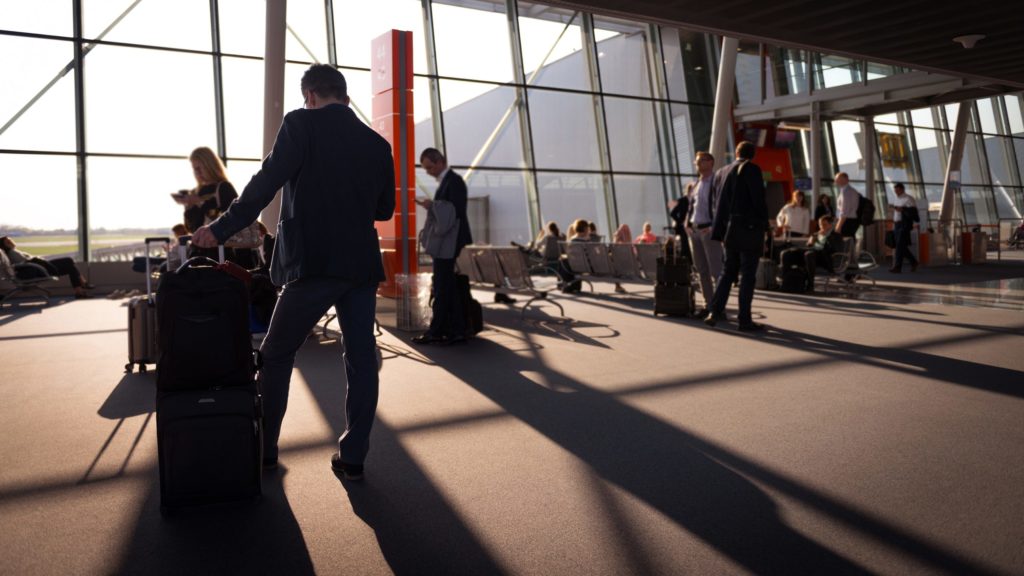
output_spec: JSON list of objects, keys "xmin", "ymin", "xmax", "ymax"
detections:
[
  {"xmin": 194, "ymin": 64, "xmax": 395, "ymax": 480},
  {"xmin": 413, "ymin": 148, "xmax": 473, "ymax": 345},
  {"xmin": 704, "ymin": 141, "xmax": 768, "ymax": 332}
]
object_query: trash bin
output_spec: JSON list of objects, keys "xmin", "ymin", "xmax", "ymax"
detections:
[{"xmin": 395, "ymin": 273, "xmax": 432, "ymax": 332}]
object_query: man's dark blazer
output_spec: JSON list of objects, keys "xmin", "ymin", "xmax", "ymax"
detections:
[
  {"xmin": 211, "ymin": 104, "xmax": 396, "ymax": 286},
  {"xmin": 710, "ymin": 159, "xmax": 768, "ymax": 244},
  {"xmin": 434, "ymin": 169, "xmax": 473, "ymax": 251}
]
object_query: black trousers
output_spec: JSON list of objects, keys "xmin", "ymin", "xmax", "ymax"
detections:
[
  {"xmin": 892, "ymin": 221, "xmax": 918, "ymax": 270},
  {"xmin": 25, "ymin": 257, "xmax": 84, "ymax": 288},
  {"xmin": 428, "ymin": 251, "xmax": 465, "ymax": 338}
]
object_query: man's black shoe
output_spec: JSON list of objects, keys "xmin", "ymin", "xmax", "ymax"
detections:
[
  {"xmin": 694, "ymin": 308, "xmax": 710, "ymax": 320},
  {"xmin": 412, "ymin": 333, "xmax": 444, "ymax": 345},
  {"xmin": 494, "ymin": 293, "xmax": 517, "ymax": 304},
  {"xmin": 331, "ymin": 452, "xmax": 364, "ymax": 481},
  {"xmin": 704, "ymin": 312, "xmax": 724, "ymax": 327},
  {"xmin": 444, "ymin": 335, "xmax": 468, "ymax": 346},
  {"xmin": 737, "ymin": 322, "xmax": 765, "ymax": 332}
]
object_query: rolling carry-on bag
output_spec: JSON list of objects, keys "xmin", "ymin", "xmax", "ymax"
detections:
[
  {"xmin": 155, "ymin": 246, "xmax": 262, "ymax": 511},
  {"xmin": 654, "ymin": 283, "xmax": 694, "ymax": 317},
  {"xmin": 126, "ymin": 236, "xmax": 169, "ymax": 374}
]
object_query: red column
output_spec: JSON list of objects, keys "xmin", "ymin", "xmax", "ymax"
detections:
[{"xmin": 371, "ymin": 30, "xmax": 416, "ymax": 297}]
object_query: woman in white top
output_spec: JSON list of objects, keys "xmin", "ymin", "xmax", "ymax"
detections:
[{"xmin": 776, "ymin": 190, "xmax": 811, "ymax": 238}]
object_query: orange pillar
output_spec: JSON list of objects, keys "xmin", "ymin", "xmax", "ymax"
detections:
[{"xmin": 371, "ymin": 30, "xmax": 416, "ymax": 297}]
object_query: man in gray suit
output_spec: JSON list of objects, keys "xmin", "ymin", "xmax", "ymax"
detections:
[{"xmin": 194, "ymin": 64, "xmax": 395, "ymax": 480}]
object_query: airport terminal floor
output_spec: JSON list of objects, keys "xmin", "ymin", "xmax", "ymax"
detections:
[{"xmin": 1, "ymin": 261, "xmax": 1022, "ymax": 575}]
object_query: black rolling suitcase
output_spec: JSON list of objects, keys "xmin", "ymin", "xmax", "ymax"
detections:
[
  {"xmin": 778, "ymin": 248, "xmax": 809, "ymax": 293},
  {"xmin": 155, "ymin": 248, "xmax": 262, "ymax": 511},
  {"xmin": 126, "ymin": 237, "xmax": 169, "ymax": 373},
  {"xmin": 456, "ymin": 274, "xmax": 483, "ymax": 336},
  {"xmin": 653, "ymin": 237, "xmax": 695, "ymax": 317}
]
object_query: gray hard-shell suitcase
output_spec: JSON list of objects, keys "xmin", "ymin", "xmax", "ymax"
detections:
[{"xmin": 126, "ymin": 237, "xmax": 169, "ymax": 373}]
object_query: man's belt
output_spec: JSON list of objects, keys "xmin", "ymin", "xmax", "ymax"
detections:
[{"xmin": 694, "ymin": 222, "xmax": 712, "ymax": 230}]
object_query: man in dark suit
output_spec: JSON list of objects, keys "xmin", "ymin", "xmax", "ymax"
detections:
[
  {"xmin": 704, "ymin": 141, "xmax": 769, "ymax": 332},
  {"xmin": 193, "ymin": 64, "xmax": 395, "ymax": 480},
  {"xmin": 412, "ymin": 148, "xmax": 473, "ymax": 345}
]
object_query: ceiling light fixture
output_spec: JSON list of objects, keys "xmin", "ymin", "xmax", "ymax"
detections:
[{"xmin": 952, "ymin": 34, "xmax": 986, "ymax": 49}]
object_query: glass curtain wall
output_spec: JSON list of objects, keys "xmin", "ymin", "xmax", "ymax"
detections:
[
  {"xmin": 0, "ymin": 0, "xmax": 715, "ymax": 257},
  {"xmin": 8, "ymin": 1, "xmax": 1021, "ymax": 257}
]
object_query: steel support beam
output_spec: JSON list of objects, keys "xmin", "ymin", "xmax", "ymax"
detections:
[
  {"xmin": 940, "ymin": 102, "xmax": 972, "ymax": 222},
  {"xmin": 709, "ymin": 37, "xmax": 739, "ymax": 169},
  {"xmin": 260, "ymin": 0, "xmax": 287, "ymax": 230}
]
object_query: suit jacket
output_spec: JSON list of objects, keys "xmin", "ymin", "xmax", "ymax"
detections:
[
  {"xmin": 434, "ymin": 169, "xmax": 473, "ymax": 251},
  {"xmin": 711, "ymin": 159, "xmax": 768, "ymax": 244},
  {"xmin": 211, "ymin": 104, "xmax": 396, "ymax": 286}
]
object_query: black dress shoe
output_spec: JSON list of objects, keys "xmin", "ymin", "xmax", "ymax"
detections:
[
  {"xmin": 444, "ymin": 335, "xmax": 468, "ymax": 346},
  {"xmin": 737, "ymin": 322, "xmax": 765, "ymax": 332},
  {"xmin": 694, "ymin": 308, "xmax": 710, "ymax": 320},
  {"xmin": 411, "ymin": 333, "xmax": 444, "ymax": 344},
  {"xmin": 494, "ymin": 293, "xmax": 517, "ymax": 304},
  {"xmin": 704, "ymin": 312, "xmax": 724, "ymax": 327},
  {"xmin": 331, "ymin": 452, "xmax": 364, "ymax": 481},
  {"xmin": 888, "ymin": 267, "xmax": 901, "ymax": 273}
]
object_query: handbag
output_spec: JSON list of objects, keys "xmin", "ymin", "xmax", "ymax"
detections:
[
  {"xmin": 204, "ymin": 182, "xmax": 262, "ymax": 248},
  {"xmin": 722, "ymin": 162, "xmax": 766, "ymax": 252},
  {"xmin": 884, "ymin": 230, "xmax": 896, "ymax": 248}
]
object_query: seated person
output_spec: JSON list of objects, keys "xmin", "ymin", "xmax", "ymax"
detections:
[
  {"xmin": 634, "ymin": 222, "xmax": 658, "ymax": 244},
  {"xmin": 1, "ymin": 236, "xmax": 93, "ymax": 298},
  {"xmin": 801, "ymin": 216, "xmax": 844, "ymax": 289}
]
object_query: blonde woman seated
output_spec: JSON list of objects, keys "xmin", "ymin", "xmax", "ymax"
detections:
[{"xmin": 634, "ymin": 222, "xmax": 658, "ymax": 244}]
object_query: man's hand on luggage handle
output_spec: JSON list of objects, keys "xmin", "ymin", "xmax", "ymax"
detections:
[{"xmin": 192, "ymin": 225, "xmax": 217, "ymax": 248}]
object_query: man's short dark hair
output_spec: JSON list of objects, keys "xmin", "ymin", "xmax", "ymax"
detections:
[
  {"xmin": 735, "ymin": 141, "xmax": 756, "ymax": 160},
  {"xmin": 420, "ymin": 147, "xmax": 446, "ymax": 164},
  {"xmin": 894, "ymin": 182, "xmax": 905, "ymax": 190},
  {"xmin": 301, "ymin": 64, "xmax": 347, "ymax": 100}
]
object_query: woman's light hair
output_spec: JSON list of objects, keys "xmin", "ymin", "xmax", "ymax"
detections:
[{"xmin": 189, "ymin": 146, "xmax": 229, "ymax": 189}]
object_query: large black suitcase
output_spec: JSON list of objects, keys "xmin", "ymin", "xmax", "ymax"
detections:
[
  {"xmin": 456, "ymin": 274, "xmax": 483, "ymax": 336},
  {"xmin": 156, "ymin": 384, "xmax": 262, "ymax": 510},
  {"xmin": 654, "ymin": 284, "xmax": 694, "ymax": 317},
  {"xmin": 155, "ymin": 253, "xmax": 262, "ymax": 511}
]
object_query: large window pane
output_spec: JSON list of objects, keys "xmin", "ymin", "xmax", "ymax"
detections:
[
  {"xmin": 85, "ymin": 46, "xmax": 216, "ymax": 155},
  {"xmin": 593, "ymin": 16, "xmax": 650, "ymax": 98},
  {"xmin": 0, "ymin": 155, "xmax": 79, "ymax": 258},
  {"xmin": 670, "ymin": 104, "xmax": 711, "ymax": 172},
  {"xmin": 984, "ymin": 136, "xmax": 1018, "ymax": 187},
  {"xmin": 814, "ymin": 53, "xmax": 861, "ymax": 90},
  {"xmin": 961, "ymin": 133, "xmax": 988, "ymax": 185},
  {"xmin": 412, "ymin": 76, "xmax": 437, "ymax": 153},
  {"xmin": 517, "ymin": 3, "xmax": 588, "ymax": 92},
  {"xmin": 910, "ymin": 107, "xmax": 939, "ymax": 129},
  {"xmin": 0, "ymin": 36, "xmax": 76, "ymax": 152},
  {"xmin": 614, "ymin": 175, "xmax": 667, "ymax": 235},
  {"xmin": 975, "ymin": 98, "xmax": 1000, "ymax": 135},
  {"xmin": 960, "ymin": 186, "xmax": 996, "ymax": 225},
  {"xmin": 218, "ymin": 0, "xmax": 265, "ymax": 57},
  {"xmin": 528, "ymin": 89, "xmax": 601, "ymax": 171},
  {"xmin": 432, "ymin": 2, "xmax": 513, "ymax": 83},
  {"xmin": 463, "ymin": 170, "xmax": 531, "ymax": 245},
  {"xmin": 1004, "ymin": 95, "xmax": 1024, "ymax": 137},
  {"xmin": 333, "ymin": 0, "xmax": 427, "ymax": 72},
  {"xmin": 438, "ymin": 80, "xmax": 524, "ymax": 169},
  {"xmin": 285, "ymin": 0, "xmax": 328, "ymax": 63},
  {"xmin": 876, "ymin": 124, "xmax": 914, "ymax": 185},
  {"xmin": 536, "ymin": 172, "xmax": 608, "ymax": 240},
  {"xmin": 222, "ymin": 56, "xmax": 264, "ymax": 160},
  {"xmin": 84, "ymin": 0, "xmax": 211, "ymax": 51},
  {"xmin": 661, "ymin": 29, "xmax": 713, "ymax": 104},
  {"xmin": 830, "ymin": 120, "xmax": 866, "ymax": 180},
  {"xmin": 86, "ymin": 157, "xmax": 187, "ymax": 257},
  {"xmin": 0, "ymin": 1, "xmax": 71, "ymax": 37},
  {"xmin": 914, "ymin": 128, "xmax": 947, "ymax": 183},
  {"xmin": 734, "ymin": 41, "xmax": 763, "ymax": 106},
  {"xmin": 603, "ymin": 96, "xmax": 659, "ymax": 173}
]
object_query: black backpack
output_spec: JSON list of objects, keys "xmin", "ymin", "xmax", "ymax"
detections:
[{"xmin": 857, "ymin": 194, "xmax": 876, "ymax": 226}]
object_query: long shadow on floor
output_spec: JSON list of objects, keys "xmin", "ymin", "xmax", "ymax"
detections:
[
  {"xmin": 295, "ymin": 341, "xmax": 509, "ymax": 575},
  {"xmin": 415, "ymin": 337, "xmax": 1000, "ymax": 576}
]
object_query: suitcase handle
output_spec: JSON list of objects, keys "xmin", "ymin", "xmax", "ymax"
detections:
[{"xmin": 176, "ymin": 256, "xmax": 220, "ymax": 273}]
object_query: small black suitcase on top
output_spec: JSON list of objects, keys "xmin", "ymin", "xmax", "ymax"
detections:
[
  {"xmin": 126, "ymin": 237, "xmax": 169, "ymax": 374},
  {"xmin": 155, "ymin": 247, "xmax": 262, "ymax": 512}
]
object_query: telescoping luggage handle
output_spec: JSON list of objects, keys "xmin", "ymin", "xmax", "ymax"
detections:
[
  {"xmin": 143, "ymin": 237, "xmax": 170, "ymax": 301},
  {"xmin": 174, "ymin": 235, "xmax": 225, "ymax": 274}
]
